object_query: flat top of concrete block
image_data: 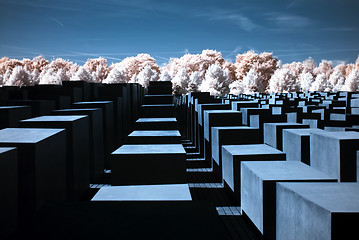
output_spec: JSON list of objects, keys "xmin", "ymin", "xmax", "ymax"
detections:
[
  {"xmin": 205, "ymin": 110, "xmax": 240, "ymax": 114},
  {"xmin": 113, "ymin": 144, "xmax": 185, "ymax": 154},
  {"xmin": 0, "ymin": 128, "xmax": 64, "ymax": 143},
  {"xmin": 54, "ymin": 108, "xmax": 101, "ymax": 112},
  {"xmin": 91, "ymin": 184, "xmax": 191, "ymax": 201},
  {"xmin": 264, "ymin": 122, "xmax": 307, "ymax": 127},
  {"xmin": 0, "ymin": 147, "xmax": 16, "ymax": 154},
  {"xmin": 311, "ymin": 130, "xmax": 359, "ymax": 140},
  {"xmin": 21, "ymin": 115, "xmax": 87, "ymax": 122},
  {"xmin": 242, "ymin": 161, "xmax": 337, "ymax": 181},
  {"xmin": 223, "ymin": 144, "xmax": 283, "ymax": 155},
  {"xmin": 136, "ymin": 118, "xmax": 177, "ymax": 123},
  {"xmin": 0, "ymin": 106, "xmax": 28, "ymax": 110},
  {"xmin": 145, "ymin": 94, "xmax": 173, "ymax": 97},
  {"xmin": 212, "ymin": 126, "xmax": 258, "ymax": 131},
  {"xmin": 129, "ymin": 130, "xmax": 181, "ymax": 137},
  {"xmin": 199, "ymin": 103, "xmax": 228, "ymax": 107},
  {"xmin": 283, "ymin": 128, "xmax": 324, "ymax": 136},
  {"xmin": 277, "ymin": 182, "xmax": 359, "ymax": 212},
  {"xmin": 74, "ymin": 101, "xmax": 112, "ymax": 104},
  {"xmin": 141, "ymin": 104, "xmax": 174, "ymax": 107}
]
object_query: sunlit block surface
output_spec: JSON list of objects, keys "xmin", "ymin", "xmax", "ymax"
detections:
[{"xmin": 91, "ymin": 184, "xmax": 192, "ymax": 201}]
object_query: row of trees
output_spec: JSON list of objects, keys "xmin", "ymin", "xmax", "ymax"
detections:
[{"xmin": 1, "ymin": 50, "xmax": 358, "ymax": 94}]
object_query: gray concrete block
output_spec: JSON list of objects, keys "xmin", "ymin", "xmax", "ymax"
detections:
[
  {"xmin": 111, "ymin": 144, "xmax": 186, "ymax": 185},
  {"xmin": 198, "ymin": 103, "xmax": 230, "ymax": 126},
  {"xmin": 92, "ymin": 184, "xmax": 191, "ymax": 201},
  {"xmin": 20, "ymin": 116, "xmax": 90, "ymax": 200},
  {"xmin": 211, "ymin": 126, "xmax": 261, "ymax": 180},
  {"xmin": 0, "ymin": 128, "xmax": 66, "ymax": 223},
  {"xmin": 222, "ymin": 144, "xmax": 286, "ymax": 203},
  {"xmin": 140, "ymin": 104, "xmax": 175, "ymax": 118},
  {"xmin": 283, "ymin": 128, "xmax": 324, "ymax": 165},
  {"xmin": 135, "ymin": 117, "xmax": 178, "ymax": 130},
  {"xmin": 203, "ymin": 110, "xmax": 242, "ymax": 141},
  {"xmin": 241, "ymin": 161, "xmax": 337, "ymax": 240},
  {"xmin": 0, "ymin": 147, "xmax": 18, "ymax": 238},
  {"xmin": 276, "ymin": 182, "xmax": 359, "ymax": 240},
  {"xmin": 264, "ymin": 122, "xmax": 310, "ymax": 150},
  {"xmin": 127, "ymin": 130, "xmax": 181, "ymax": 144},
  {"xmin": 310, "ymin": 131, "xmax": 359, "ymax": 182}
]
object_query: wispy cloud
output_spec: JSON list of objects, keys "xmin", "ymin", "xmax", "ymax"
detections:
[
  {"xmin": 266, "ymin": 12, "xmax": 311, "ymax": 29},
  {"xmin": 320, "ymin": 27, "xmax": 359, "ymax": 32},
  {"xmin": 196, "ymin": 9, "xmax": 259, "ymax": 32},
  {"xmin": 48, "ymin": 16, "xmax": 64, "ymax": 27}
]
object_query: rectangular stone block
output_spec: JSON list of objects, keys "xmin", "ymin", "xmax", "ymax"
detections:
[
  {"xmin": 127, "ymin": 130, "xmax": 181, "ymax": 144},
  {"xmin": 276, "ymin": 182, "xmax": 359, "ymax": 240},
  {"xmin": 91, "ymin": 184, "xmax": 191, "ymax": 201},
  {"xmin": 73, "ymin": 101, "xmax": 115, "ymax": 162},
  {"xmin": 15, "ymin": 201, "xmax": 229, "ymax": 240},
  {"xmin": 198, "ymin": 103, "xmax": 230, "ymax": 126},
  {"xmin": 264, "ymin": 122, "xmax": 310, "ymax": 150},
  {"xmin": 135, "ymin": 117, "xmax": 178, "ymax": 130},
  {"xmin": 111, "ymin": 144, "xmax": 186, "ymax": 185},
  {"xmin": 0, "ymin": 147, "xmax": 18, "ymax": 238},
  {"xmin": 211, "ymin": 126, "xmax": 261, "ymax": 180},
  {"xmin": 310, "ymin": 131, "xmax": 359, "ymax": 182},
  {"xmin": 52, "ymin": 108, "xmax": 105, "ymax": 182},
  {"xmin": 283, "ymin": 128, "xmax": 324, "ymax": 165},
  {"xmin": 140, "ymin": 104, "xmax": 175, "ymax": 118},
  {"xmin": 144, "ymin": 94, "xmax": 173, "ymax": 105},
  {"xmin": 241, "ymin": 161, "xmax": 337, "ymax": 240},
  {"xmin": 240, "ymin": 108, "xmax": 270, "ymax": 126},
  {"xmin": 231, "ymin": 101, "xmax": 259, "ymax": 111},
  {"xmin": 0, "ymin": 106, "xmax": 31, "ymax": 129},
  {"xmin": 0, "ymin": 128, "xmax": 66, "ymax": 223},
  {"xmin": 222, "ymin": 144, "xmax": 286, "ymax": 203},
  {"xmin": 5, "ymin": 99, "xmax": 56, "ymax": 117},
  {"xmin": 20, "ymin": 116, "xmax": 90, "ymax": 200},
  {"xmin": 203, "ymin": 110, "xmax": 242, "ymax": 141}
]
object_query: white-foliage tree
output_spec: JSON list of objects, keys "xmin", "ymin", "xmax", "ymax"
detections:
[
  {"xmin": 135, "ymin": 65, "xmax": 159, "ymax": 88},
  {"xmin": 72, "ymin": 67, "xmax": 94, "ymax": 83},
  {"xmin": 299, "ymin": 72, "xmax": 314, "ymax": 91},
  {"xmin": 187, "ymin": 71, "xmax": 202, "ymax": 93},
  {"xmin": 329, "ymin": 70, "xmax": 345, "ymax": 91},
  {"xmin": 172, "ymin": 68, "xmax": 189, "ymax": 95},
  {"xmin": 310, "ymin": 73, "xmax": 330, "ymax": 91},
  {"xmin": 38, "ymin": 68, "xmax": 62, "ymax": 85},
  {"xmin": 103, "ymin": 67, "xmax": 127, "ymax": 84},
  {"xmin": 241, "ymin": 69, "xmax": 265, "ymax": 93},
  {"xmin": 84, "ymin": 57, "xmax": 109, "ymax": 82},
  {"xmin": 342, "ymin": 69, "xmax": 359, "ymax": 92},
  {"xmin": 159, "ymin": 70, "xmax": 172, "ymax": 82},
  {"xmin": 5, "ymin": 66, "xmax": 34, "ymax": 86},
  {"xmin": 268, "ymin": 68, "xmax": 299, "ymax": 93},
  {"xmin": 229, "ymin": 80, "xmax": 243, "ymax": 95},
  {"xmin": 199, "ymin": 64, "xmax": 229, "ymax": 96}
]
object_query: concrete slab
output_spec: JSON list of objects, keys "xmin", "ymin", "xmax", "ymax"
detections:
[
  {"xmin": 211, "ymin": 126, "xmax": 261, "ymax": 180},
  {"xmin": 140, "ymin": 104, "xmax": 175, "ymax": 118},
  {"xmin": 283, "ymin": 128, "xmax": 324, "ymax": 165},
  {"xmin": 127, "ymin": 130, "xmax": 181, "ymax": 144},
  {"xmin": 0, "ymin": 128, "xmax": 66, "ymax": 223},
  {"xmin": 20, "ymin": 116, "xmax": 90, "ymax": 200},
  {"xmin": 135, "ymin": 117, "xmax": 178, "ymax": 130},
  {"xmin": 264, "ymin": 122, "xmax": 310, "ymax": 150},
  {"xmin": 310, "ymin": 131, "xmax": 359, "ymax": 182},
  {"xmin": 276, "ymin": 182, "xmax": 359, "ymax": 240},
  {"xmin": 241, "ymin": 161, "xmax": 337, "ymax": 240},
  {"xmin": 111, "ymin": 144, "xmax": 186, "ymax": 185},
  {"xmin": 0, "ymin": 147, "xmax": 17, "ymax": 238},
  {"xmin": 0, "ymin": 106, "xmax": 31, "ymax": 129},
  {"xmin": 91, "ymin": 184, "xmax": 191, "ymax": 201},
  {"xmin": 52, "ymin": 108, "xmax": 105, "ymax": 182},
  {"xmin": 222, "ymin": 144, "xmax": 286, "ymax": 203}
]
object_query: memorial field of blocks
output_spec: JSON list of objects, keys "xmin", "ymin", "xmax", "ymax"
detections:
[{"xmin": 0, "ymin": 82, "xmax": 358, "ymax": 239}]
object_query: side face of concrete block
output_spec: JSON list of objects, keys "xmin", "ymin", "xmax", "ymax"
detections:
[
  {"xmin": 0, "ymin": 147, "xmax": 18, "ymax": 238},
  {"xmin": 263, "ymin": 123, "xmax": 277, "ymax": 148},
  {"xmin": 276, "ymin": 183, "xmax": 331, "ymax": 240}
]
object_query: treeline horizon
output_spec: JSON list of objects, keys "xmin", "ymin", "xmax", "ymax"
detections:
[{"xmin": 0, "ymin": 49, "xmax": 358, "ymax": 94}]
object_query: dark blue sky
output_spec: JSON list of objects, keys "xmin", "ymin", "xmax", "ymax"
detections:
[{"xmin": 1, "ymin": 0, "xmax": 358, "ymax": 66}]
